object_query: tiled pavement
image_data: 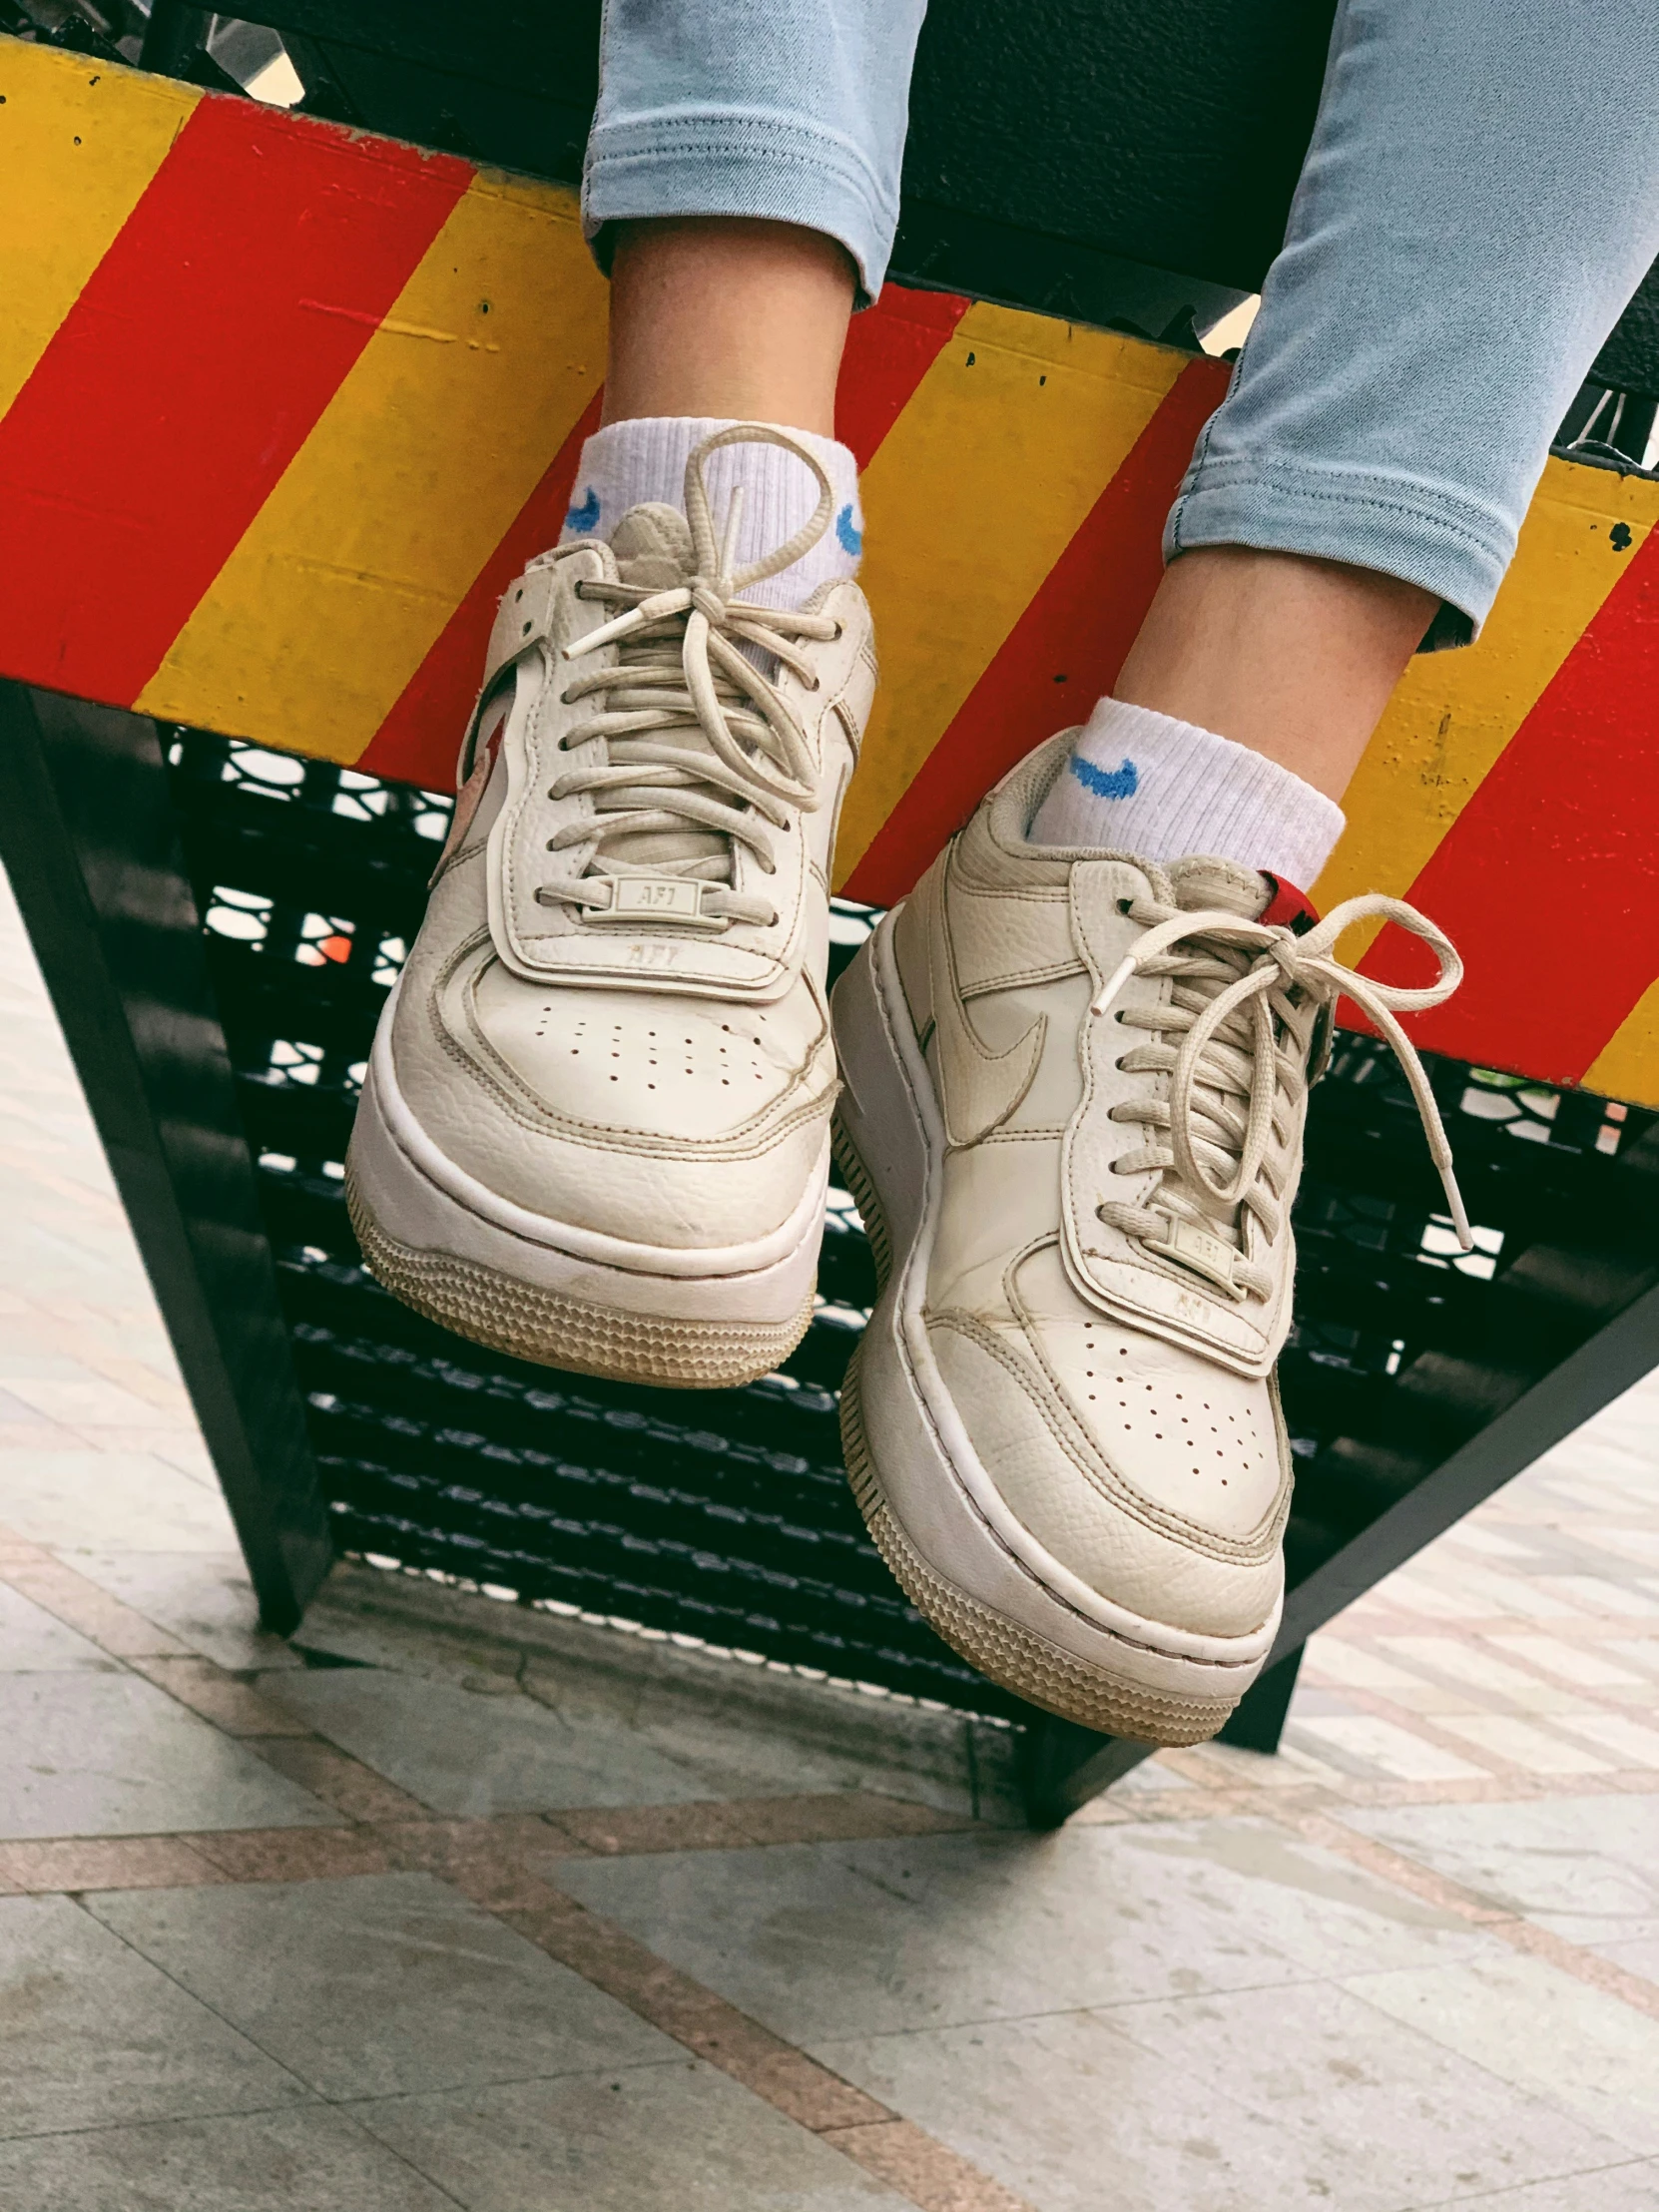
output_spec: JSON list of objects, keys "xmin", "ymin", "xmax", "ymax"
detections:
[{"xmin": 3, "ymin": 869, "xmax": 1659, "ymax": 2211}]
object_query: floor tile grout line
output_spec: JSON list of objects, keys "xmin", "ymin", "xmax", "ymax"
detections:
[
  {"xmin": 488, "ymin": 1884, "xmax": 1041, "ymax": 2212},
  {"xmin": 757, "ymin": 1952, "xmax": 1440, "ymax": 2047},
  {"xmin": 0, "ymin": 1530, "xmax": 995, "ymax": 1847},
  {"xmin": 0, "ymin": 2087, "xmax": 473, "ymax": 2212},
  {"xmin": 1320, "ymin": 1611, "xmax": 1659, "ymax": 1711},
  {"xmin": 1344, "ymin": 1609, "xmax": 1659, "ymax": 1705},
  {"xmin": 6, "ymin": 1796, "xmax": 1040, "ymax": 2212},
  {"xmin": 318, "ymin": 2105, "xmax": 475, "ymax": 2212},
  {"xmin": 1270, "ymin": 1805, "xmax": 1659, "ymax": 2025},
  {"xmin": 1312, "ymin": 1679, "xmax": 1631, "ymax": 1784},
  {"xmin": 62, "ymin": 1889, "xmax": 331, "ymax": 2118},
  {"xmin": 1329, "ymin": 1605, "xmax": 1659, "ymax": 1646},
  {"xmin": 0, "ymin": 1795, "xmax": 988, "ymax": 1896},
  {"xmin": 0, "ymin": 2091, "xmax": 334, "ymax": 2149},
  {"xmin": 0, "ymin": 1532, "xmax": 451, "ymax": 1825},
  {"xmin": 6, "ymin": 1519, "xmax": 1655, "ymax": 2202},
  {"xmin": 1, "ymin": 1498, "xmax": 1651, "ymax": 1851},
  {"xmin": 324, "ymin": 2055, "xmax": 696, "ymax": 2114},
  {"xmin": 1094, "ymin": 1766, "xmax": 1659, "ymax": 1820},
  {"xmin": 1391, "ymin": 2148, "xmax": 1659, "ymax": 2212}
]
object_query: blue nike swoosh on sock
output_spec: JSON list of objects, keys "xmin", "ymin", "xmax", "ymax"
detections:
[
  {"xmin": 564, "ymin": 486, "xmax": 601, "ymax": 534},
  {"xmin": 1070, "ymin": 754, "xmax": 1138, "ymax": 801},
  {"xmin": 835, "ymin": 503, "xmax": 862, "ymax": 556}
]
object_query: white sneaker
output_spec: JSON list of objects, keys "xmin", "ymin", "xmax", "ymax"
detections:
[
  {"xmin": 830, "ymin": 733, "xmax": 1466, "ymax": 1742},
  {"xmin": 347, "ymin": 427, "xmax": 875, "ymax": 1387}
]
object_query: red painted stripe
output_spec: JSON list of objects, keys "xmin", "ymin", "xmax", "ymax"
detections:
[
  {"xmin": 1358, "ymin": 524, "xmax": 1659, "ymax": 1084},
  {"xmin": 358, "ymin": 388, "xmax": 604, "ymax": 787},
  {"xmin": 835, "ymin": 283, "xmax": 971, "ymax": 469},
  {"xmin": 843, "ymin": 358, "xmax": 1227, "ymax": 906},
  {"xmin": 0, "ymin": 97, "xmax": 471, "ymax": 706}
]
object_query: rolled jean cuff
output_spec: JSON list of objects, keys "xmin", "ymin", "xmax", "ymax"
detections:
[
  {"xmin": 582, "ymin": 111, "xmax": 901, "ymax": 299},
  {"xmin": 1164, "ymin": 454, "xmax": 1518, "ymax": 642}
]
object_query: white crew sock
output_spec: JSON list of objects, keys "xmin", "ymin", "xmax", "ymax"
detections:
[
  {"xmin": 559, "ymin": 416, "xmax": 862, "ymax": 610},
  {"xmin": 1029, "ymin": 697, "xmax": 1346, "ymax": 889}
]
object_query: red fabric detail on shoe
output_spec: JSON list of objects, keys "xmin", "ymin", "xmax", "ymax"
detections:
[{"xmin": 1258, "ymin": 875, "xmax": 1320, "ymax": 934}]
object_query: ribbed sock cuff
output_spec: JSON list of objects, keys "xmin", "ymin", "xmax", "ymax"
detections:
[
  {"xmin": 559, "ymin": 416, "xmax": 861, "ymax": 609},
  {"xmin": 1028, "ymin": 697, "xmax": 1346, "ymax": 888}
]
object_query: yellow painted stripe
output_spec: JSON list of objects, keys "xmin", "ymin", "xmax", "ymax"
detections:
[
  {"xmin": 1313, "ymin": 458, "xmax": 1659, "ymax": 959},
  {"xmin": 139, "ymin": 172, "xmax": 607, "ymax": 760},
  {"xmin": 833, "ymin": 304, "xmax": 1186, "ymax": 885},
  {"xmin": 1584, "ymin": 977, "xmax": 1659, "ymax": 1107},
  {"xmin": 0, "ymin": 38, "xmax": 199, "ymax": 420}
]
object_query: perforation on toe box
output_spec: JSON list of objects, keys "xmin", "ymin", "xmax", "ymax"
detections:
[
  {"xmin": 472, "ymin": 971, "xmax": 803, "ymax": 1139},
  {"xmin": 1042, "ymin": 1320, "xmax": 1285, "ymax": 1541}
]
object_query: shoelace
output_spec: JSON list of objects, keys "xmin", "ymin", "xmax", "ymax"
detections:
[
  {"xmin": 538, "ymin": 425, "xmax": 840, "ymax": 930},
  {"xmin": 1091, "ymin": 891, "xmax": 1470, "ymax": 1301}
]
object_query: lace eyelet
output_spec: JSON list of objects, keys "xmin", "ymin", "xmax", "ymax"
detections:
[
  {"xmin": 831, "ymin": 622, "xmax": 844, "ymax": 641},
  {"xmin": 1116, "ymin": 897, "xmax": 1133, "ymax": 915}
]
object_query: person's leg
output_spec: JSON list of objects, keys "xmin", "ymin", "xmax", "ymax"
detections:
[
  {"xmin": 561, "ymin": 0, "xmax": 926, "ymax": 608},
  {"xmin": 602, "ymin": 217, "xmax": 853, "ymax": 435},
  {"xmin": 1111, "ymin": 550, "xmax": 1434, "ymax": 803},
  {"xmin": 830, "ymin": 0, "xmax": 1659, "ymax": 1748},
  {"xmin": 565, "ymin": 216, "xmax": 862, "ymax": 613},
  {"xmin": 350, "ymin": 4, "xmax": 922, "ymax": 1395},
  {"xmin": 1034, "ymin": 0, "xmax": 1659, "ymax": 865}
]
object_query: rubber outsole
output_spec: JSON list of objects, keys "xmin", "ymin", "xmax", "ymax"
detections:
[{"xmin": 346, "ymin": 1167, "xmax": 815, "ymax": 1388}]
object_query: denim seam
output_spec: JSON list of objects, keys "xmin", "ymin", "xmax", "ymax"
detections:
[
  {"xmin": 586, "ymin": 145, "xmax": 895, "ymax": 234},
  {"xmin": 585, "ymin": 112, "xmax": 898, "ymax": 227},
  {"xmin": 1171, "ymin": 465, "xmax": 1513, "ymax": 567}
]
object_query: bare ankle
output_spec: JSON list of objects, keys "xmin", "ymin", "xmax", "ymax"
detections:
[
  {"xmin": 602, "ymin": 217, "xmax": 854, "ymax": 435},
  {"xmin": 1113, "ymin": 547, "xmax": 1440, "ymax": 802}
]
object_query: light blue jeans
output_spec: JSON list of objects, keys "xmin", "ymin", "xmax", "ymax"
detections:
[{"xmin": 584, "ymin": 0, "xmax": 1659, "ymax": 634}]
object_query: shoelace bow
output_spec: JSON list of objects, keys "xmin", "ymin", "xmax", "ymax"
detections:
[
  {"xmin": 539, "ymin": 425, "xmax": 840, "ymax": 929},
  {"xmin": 1091, "ymin": 892, "xmax": 1471, "ymax": 1301}
]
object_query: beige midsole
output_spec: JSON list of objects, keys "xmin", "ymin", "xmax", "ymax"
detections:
[{"xmin": 830, "ymin": 913, "xmax": 1277, "ymax": 1704}]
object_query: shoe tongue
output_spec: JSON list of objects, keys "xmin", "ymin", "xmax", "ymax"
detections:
[
  {"xmin": 609, "ymin": 501, "xmax": 695, "ymax": 591},
  {"xmin": 1158, "ymin": 855, "xmax": 1277, "ymax": 1252},
  {"xmin": 591, "ymin": 501, "xmax": 725, "ymax": 877},
  {"xmin": 1165, "ymin": 854, "xmax": 1272, "ymax": 920}
]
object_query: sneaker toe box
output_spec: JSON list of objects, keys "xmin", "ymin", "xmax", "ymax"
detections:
[
  {"xmin": 927, "ymin": 1309, "xmax": 1288, "ymax": 1644},
  {"xmin": 392, "ymin": 963, "xmax": 832, "ymax": 1252}
]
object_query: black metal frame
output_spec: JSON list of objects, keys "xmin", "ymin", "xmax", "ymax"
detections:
[{"xmin": 0, "ymin": 686, "xmax": 330, "ymax": 1632}]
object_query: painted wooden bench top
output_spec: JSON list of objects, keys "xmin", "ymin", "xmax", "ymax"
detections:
[{"xmin": 3, "ymin": 36, "xmax": 1657, "ymax": 1099}]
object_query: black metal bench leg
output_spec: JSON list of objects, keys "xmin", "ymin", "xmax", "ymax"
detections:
[
  {"xmin": 1015, "ymin": 1643, "xmax": 1305, "ymax": 1827},
  {"xmin": 1016, "ymin": 1715, "xmax": 1153, "ymax": 1829},
  {"xmin": 1217, "ymin": 1642, "xmax": 1305, "ymax": 1755},
  {"xmin": 0, "ymin": 685, "xmax": 332, "ymax": 1633}
]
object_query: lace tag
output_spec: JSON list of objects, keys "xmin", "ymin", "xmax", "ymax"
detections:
[
  {"xmin": 1142, "ymin": 1213, "xmax": 1245, "ymax": 1301},
  {"xmin": 588, "ymin": 877, "xmax": 725, "ymax": 930}
]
